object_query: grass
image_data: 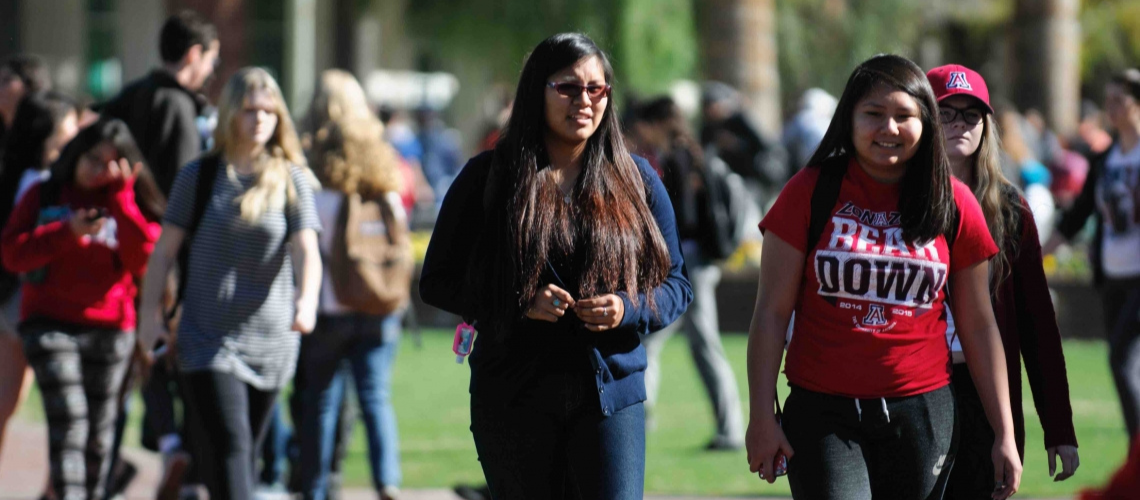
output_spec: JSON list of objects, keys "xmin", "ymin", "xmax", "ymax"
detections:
[{"xmin": 18, "ymin": 332, "xmax": 1129, "ymax": 496}]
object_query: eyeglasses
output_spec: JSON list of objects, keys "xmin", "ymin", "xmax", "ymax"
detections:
[
  {"xmin": 939, "ymin": 106, "xmax": 985, "ymax": 125},
  {"xmin": 547, "ymin": 82, "xmax": 611, "ymax": 99}
]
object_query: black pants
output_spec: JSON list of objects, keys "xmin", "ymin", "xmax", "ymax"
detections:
[
  {"xmin": 1103, "ymin": 277, "xmax": 1140, "ymax": 441},
  {"xmin": 783, "ymin": 384, "xmax": 957, "ymax": 500},
  {"xmin": 142, "ymin": 359, "xmax": 207, "ymax": 484},
  {"xmin": 183, "ymin": 370, "xmax": 279, "ymax": 500},
  {"xmin": 21, "ymin": 323, "xmax": 134, "ymax": 500},
  {"xmin": 944, "ymin": 363, "xmax": 1012, "ymax": 499}
]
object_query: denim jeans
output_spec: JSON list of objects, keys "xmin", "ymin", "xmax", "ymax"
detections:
[
  {"xmin": 470, "ymin": 371, "xmax": 646, "ymax": 500},
  {"xmin": 783, "ymin": 384, "xmax": 957, "ymax": 500},
  {"xmin": 258, "ymin": 401, "xmax": 292, "ymax": 487},
  {"xmin": 299, "ymin": 313, "xmax": 401, "ymax": 500}
]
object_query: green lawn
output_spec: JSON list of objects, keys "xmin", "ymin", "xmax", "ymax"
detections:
[
  {"xmin": 359, "ymin": 332, "xmax": 1127, "ymax": 496},
  {"xmin": 18, "ymin": 333, "xmax": 1129, "ymax": 496}
]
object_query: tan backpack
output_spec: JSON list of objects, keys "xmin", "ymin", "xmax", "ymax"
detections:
[{"xmin": 329, "ymin": 192, "xmax": 413, "ymax": 316}]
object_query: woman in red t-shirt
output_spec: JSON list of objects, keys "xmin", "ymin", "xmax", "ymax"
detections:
[
  {"xmin": 927, "ymin": 64, "xmax": 1080, "ymax": 498},
  {"xmin": 745, "ymin": 54, "xmax": 1022, "ymax": 499}
]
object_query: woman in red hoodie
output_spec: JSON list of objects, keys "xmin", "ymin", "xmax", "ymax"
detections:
[{"xmin": 1, "ymin": 118, "xmax": 160, "ymax": 500}]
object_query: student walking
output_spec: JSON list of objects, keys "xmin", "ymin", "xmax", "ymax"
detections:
[
  {"xmin": 419, "ymin": 33, "xmax": 692, "ymax": 499},
  {"xmin": 630, "ymin": 96, "xmax": 745, "ymax": 451},
  {"xmin": 298, "ymin": 69, "xmax": 409, "ymax": 500},
  {"xmin": 926, "ymin": 64, "xmax": 1080, "ymax": 496},
  {"xmin": 744, "ymin": 54, "xmax": 1022, "ymax": 499},
  {"xmin": 1, "ymin": 118, "xmax": 160, "ymax": 500},
  {"xmin": 101, "ymin": 10, "xmax": 219, "ymax": 196},
  {"xmin": 0, "ymin": 55, "xmax": 52, "ymax": 146},
  {"xmin": 137, "ymin": 67, "xmax": 322, "ymax": 500},
  {"xmin": 0, "ymin": 90, "xmax": 80, "ymax": 465},
  {"xmin": 1046, "ymin": 68, "xmax": 1140, "ymax": 445}
]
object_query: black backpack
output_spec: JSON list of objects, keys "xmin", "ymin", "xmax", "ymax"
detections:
[{"xmin": 699, "ymin": 153, "xmax": 756, "ymax": 260}]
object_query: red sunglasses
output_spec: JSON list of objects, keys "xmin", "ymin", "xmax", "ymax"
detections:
[{"xmin": 547, "ymin": 82, "xmax": 611, "ymax": 99}]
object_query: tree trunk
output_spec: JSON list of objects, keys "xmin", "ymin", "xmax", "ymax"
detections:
[
  {"xmin": 1011, "ymin": 0, "xmax": 1080, "ymax": 137},
  {"xmin": 696, "ymin": 0, "xmax": 781, "ymax": 135}
]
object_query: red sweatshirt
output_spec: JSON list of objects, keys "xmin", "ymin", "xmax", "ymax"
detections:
[
  {"xmin": 1, "ymin": 178, "xmax": 160, "ymax": 331},
  {"xmin": 997, "ymin": 197, "xmax": 1078, "ymax": 454}
]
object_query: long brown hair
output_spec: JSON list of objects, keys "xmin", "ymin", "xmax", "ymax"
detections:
[
  {"xmin": 309, "ymin": 117, "xmax": 403, "ymax": 198},
  {"xmin": 968, "ymin": 113, "xmax": 1021, "ymax": 293},
  {"xmin": 472, "ymin": 33, "xmax": 671, "ymax": 337},
  {"xmin": 304, "ymin": 70, "xmax": 402, "ymax": 197}
]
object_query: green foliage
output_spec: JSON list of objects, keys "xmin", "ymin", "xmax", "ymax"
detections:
[
  {"xmin": 406, "ymin": 0, "xmax": 619, "ymax": 79},
  {"xmin": 776, "ymin": 0, "xmax": 926, "ymax": 106},
  {"xmin": 614, "ymin": 0, "xmax": 698, "ymax": 95},
  {"xmin": 1081, "ymin": 0, "xmax": 1140, "ymax": 97},
  {"xmin": 405, "ymin": 0, "xmax": 696, "ymax": 97}
]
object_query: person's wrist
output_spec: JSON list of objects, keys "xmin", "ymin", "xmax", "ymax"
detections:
[{"xmin": 749, "ymin": 403, "xmax": 779, "ymax": 423}]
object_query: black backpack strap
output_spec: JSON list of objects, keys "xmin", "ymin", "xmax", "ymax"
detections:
[
  {"xmin": 806, "ymin": 156, "xmax": 849, "ymax": 256},
  {"xmin": 166, "ymin": 154, "xmax": 220, "ymax": 322},
  {"xmin": 945, "ymin": 205, "xmax": 960, "ymax": 250},
  {"xmin": 188, "ymin": 154, "xmax": 219, "ymax": 235}
]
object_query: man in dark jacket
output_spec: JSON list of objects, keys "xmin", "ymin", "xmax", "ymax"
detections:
[
  {"xmin": 98, "ymin": 10, "xmax": 218, "ymax": 500},
  {"xmin": 101, "ymin": 10, "xmax": 218, "ymax": 196}
]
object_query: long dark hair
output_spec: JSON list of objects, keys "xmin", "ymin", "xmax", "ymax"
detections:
[
  {"xmin": 807, "ymin": 54, "xmax": 956, "ymax": 244},
  {"xmin": 42, "ymin": 118, "xmax": 166, "ymax": 221},
  {"xmin": 472, "ymin": 32, "xmax": 671, "ymax": 337},
  {"xmin": 1109, "ymin": 68, "xmax": 1140, "ymax": 100},
  {"xmin": 0, "ymin": 91, "xmax": 78, "ymax": 229}
]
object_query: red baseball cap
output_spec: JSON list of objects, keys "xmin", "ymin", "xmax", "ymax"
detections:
[{"xmin": 926, "ymin": 64, "xmax": 994, "ymax": 114}]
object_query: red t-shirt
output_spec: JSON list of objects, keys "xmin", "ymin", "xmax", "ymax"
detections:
[{"xmin": 759, "ymin": 158, "xmax": 997, "ymax": 398}]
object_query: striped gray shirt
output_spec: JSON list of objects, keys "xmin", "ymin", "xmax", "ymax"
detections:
[{"xmin": 165, "ymin": 159, "xmax": 321, "ymax": 390}]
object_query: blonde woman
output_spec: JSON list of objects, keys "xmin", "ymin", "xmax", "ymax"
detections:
[
  {"xmin": 298, "ymin": 70, "xmax": 406, "ymax": 500},
  {"xmin": 926, "ymin": 65, "xmax": 1079, "ymax": 497},
  {"xmin": 138, "ymin": 67, "xmax": 322, "ymax": 500}
]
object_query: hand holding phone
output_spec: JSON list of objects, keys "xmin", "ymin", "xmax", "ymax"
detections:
[
  {"xmin": 85, "ymin": 207, "xmax": 109, "ymax": 222},
  {"xmin": 69, "ymin": 208, "xmax": 107, "ymax": 237}
]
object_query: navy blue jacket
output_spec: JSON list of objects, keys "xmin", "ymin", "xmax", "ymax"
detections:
[{"xmin": 419, "ymin": 151, "xmax": 692, "ymax": 415}]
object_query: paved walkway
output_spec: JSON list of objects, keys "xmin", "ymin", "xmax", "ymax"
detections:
[
  {"xmin": 1, "ymin": 417, "xmax": 1071, "ymax": 500},
  {"xmin": 0, "ymin": 418, "xmax": 769, "ymax": 500}
]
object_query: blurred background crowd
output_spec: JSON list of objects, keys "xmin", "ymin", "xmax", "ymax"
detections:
[{"xmin": 2, "ymin": 1, "xmax": 1140, "ymax": 499}]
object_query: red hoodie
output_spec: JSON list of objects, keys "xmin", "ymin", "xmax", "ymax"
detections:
[{"xmin": 1, "ymin": 177, "xmax": 160, "ymax": 331}]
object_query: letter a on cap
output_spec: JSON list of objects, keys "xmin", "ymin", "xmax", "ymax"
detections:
[{"xmin": 946, "ymin": 71, "xmax": 972, "ymax": 91}]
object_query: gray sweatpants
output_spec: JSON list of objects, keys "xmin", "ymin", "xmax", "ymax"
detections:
[{"xmin": 643, "ymin": 262, "xmax": 744, "ymax": 444}]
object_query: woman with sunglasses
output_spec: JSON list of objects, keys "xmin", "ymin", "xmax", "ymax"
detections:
[
  {"xmin": 927, "ymin": 64, "xmax": 1079, "ymax": 498},
  {"xmin": 420, "ymin": 33, "xmax": 691, "ymax": 499},
  {"xmin": 745, "ymin": 54, "xmax": 1021, "ymax": 499}
]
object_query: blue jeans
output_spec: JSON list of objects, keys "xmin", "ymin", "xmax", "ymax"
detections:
[
  {"xmin": 299, "ymin": 314, "xmax": 401, "ymax": 500},
  {"xmin": 258, "ymin": 401, "xmax": 292, "ymax": 487},
  {"xmin": 470, "ymin": 372, "xmax": 645, "ymax": 499}
]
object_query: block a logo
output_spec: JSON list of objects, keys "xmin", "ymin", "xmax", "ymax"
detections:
[{"xmin": 946, "ymin": 71, "xmax": 972, "ymax": 91}]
